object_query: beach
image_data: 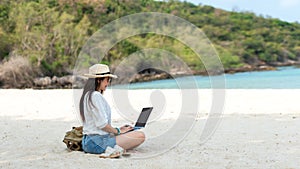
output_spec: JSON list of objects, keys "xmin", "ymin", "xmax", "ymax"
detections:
[{"xmin": 0, "ymin": 89, "xmax": 300, "ymax": 169}]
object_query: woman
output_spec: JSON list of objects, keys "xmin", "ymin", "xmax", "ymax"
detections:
[{"xmin": 80, "ymin": 64, "xmax": 145, "ymax": 154}]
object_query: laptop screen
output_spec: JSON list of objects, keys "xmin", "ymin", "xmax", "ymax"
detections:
[{"xmin": 135, "ymin": 107, "xmax": 153, "ymax": 127}]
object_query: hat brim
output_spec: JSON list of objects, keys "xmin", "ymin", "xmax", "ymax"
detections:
[{"xmin": 83, "ymin": 74, "xmax": 118, "ymax": 79}]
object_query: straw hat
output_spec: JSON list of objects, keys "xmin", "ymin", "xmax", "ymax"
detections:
[{"xmin": 83, "ymin": 64, "xmax": 118, "ymax": 78}]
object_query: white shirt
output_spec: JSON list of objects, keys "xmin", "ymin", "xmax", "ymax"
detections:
[{"xmin": 83, "ymin": 91, "xmax": 112, "ymax": 135}]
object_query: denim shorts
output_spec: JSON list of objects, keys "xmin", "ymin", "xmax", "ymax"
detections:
[{"xmin": 82, "ymin": 134, "xmax": 116, "ymax": 154}]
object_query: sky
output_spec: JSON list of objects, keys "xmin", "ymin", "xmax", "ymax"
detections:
[{"xmin": 185, "ymin": 0, "xmax": 300, "ymax": 23}]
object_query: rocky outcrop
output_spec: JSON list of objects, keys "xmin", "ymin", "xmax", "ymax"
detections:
[
  {"xmin": 269, "ymin": 59, "xmax": 300, "ymax": 67},
  {"xmin": 33, "ymin": 75, "xmax": 86, "ymax": 89},
  {"xmin": 19, "ymin": 64, "xmax": 300, "ymax": 89},
  {"xmin": 129, "ymin": 73, "xmax": 172, "ymax": 83},
  {"xmin": 225, "ymin": 65, "xmax": 277, "ymax": 74}
]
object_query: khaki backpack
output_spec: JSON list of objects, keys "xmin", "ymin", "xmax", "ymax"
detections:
[{"xmin": 62, "ymin": 126, "xmax": 83, "ymax": 151}]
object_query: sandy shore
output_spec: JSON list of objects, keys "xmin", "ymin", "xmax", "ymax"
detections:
[{"xmin": 0, "ymin": 89, "xmax": 300, "ymax": 169}]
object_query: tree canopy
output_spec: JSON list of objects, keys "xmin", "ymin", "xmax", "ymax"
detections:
[{"xmin": 0, "ymin": 0, "xmax": 299, "ymax": 78}]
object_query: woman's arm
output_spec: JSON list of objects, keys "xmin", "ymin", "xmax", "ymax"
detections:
[
  {"xmin": 101, "ymin": 124, "xmax": 133, "ymax": 135},
  {"xmin": 101, "ymin": 124, "xmax": 119, "ymax": 135}
]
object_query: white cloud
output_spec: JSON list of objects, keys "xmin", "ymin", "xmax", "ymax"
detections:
[{"xmin": 279, "ymin": 0, "xmax": 300, "ymax": 8}]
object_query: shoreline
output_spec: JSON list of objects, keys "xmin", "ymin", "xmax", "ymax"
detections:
[{"xmin": 2, "ymin": 64, "xmax": 299, "ymax": 89}]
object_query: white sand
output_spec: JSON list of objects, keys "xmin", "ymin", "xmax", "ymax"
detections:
[{"xmin": 0, "ymin": 89, "xmax": 300, "ymax": 168}]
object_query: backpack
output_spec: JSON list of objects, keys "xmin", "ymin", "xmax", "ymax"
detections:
[{"xmin": 62, "ymin": 126, "xmax": 83, "ymax": 151}]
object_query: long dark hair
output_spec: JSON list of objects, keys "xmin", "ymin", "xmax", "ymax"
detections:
[{"xmin": 79, "ymin": 77, "xmax": 105, "ymax": 122}]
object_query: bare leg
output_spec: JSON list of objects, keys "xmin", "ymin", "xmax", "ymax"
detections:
[{"xmin": 116, "ymin": 131, "xmax": 145, "ymax": 150}]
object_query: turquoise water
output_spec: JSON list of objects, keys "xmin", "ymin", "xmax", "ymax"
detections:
[{"xmin": 111, "ymin": 66, "xmax": 300, "ymax": 89}]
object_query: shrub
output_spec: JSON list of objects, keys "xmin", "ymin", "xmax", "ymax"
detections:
[{"xmin": 0, "ymin": 56, "xmax": 38, "ymax": 88}]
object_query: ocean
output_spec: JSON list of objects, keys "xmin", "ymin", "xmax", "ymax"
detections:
[{"xmin": 111, "ymin": 66, "xmax": 300, "ymax": 89}]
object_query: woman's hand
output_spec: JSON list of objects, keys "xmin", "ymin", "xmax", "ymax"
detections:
[{"xmin": 120, "ymin": 125, "xmax": 134, "ymax": 134}]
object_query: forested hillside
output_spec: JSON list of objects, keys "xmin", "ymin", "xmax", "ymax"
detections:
[{"xmin": 0, "ymin": 0, "xmax": 299, "ymax": 88}]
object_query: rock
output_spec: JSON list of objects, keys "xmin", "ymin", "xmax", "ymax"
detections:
[
  {"xmin": 72, "ymin": 76, "xmax": 87, "ymax": 89},
  {"xmin": 56, "ymin": 75, "xmax": 74, "ymax": 86},
  {"xmin": 52, "ymin": 76, "xmax": 58, "ymax": 84},
  {"xmin": 34, "ymin": 77, "xmax": 52, "ymax": 87},
  {"xmin": 256, "ymin": 65, "xmax": 276, "ymax": 71}
]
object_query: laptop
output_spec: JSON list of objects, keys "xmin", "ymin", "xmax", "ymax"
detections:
[{"xmin": 125, "ymin": 107, "xmax": 153, "ymax": 133}]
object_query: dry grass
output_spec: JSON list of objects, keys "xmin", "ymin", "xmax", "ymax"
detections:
[{"xmin": 0, "ymin": 56, "xmax": 37, "ymax": 88}]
